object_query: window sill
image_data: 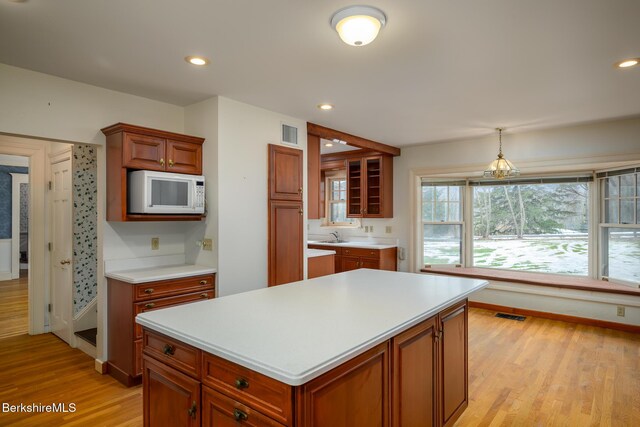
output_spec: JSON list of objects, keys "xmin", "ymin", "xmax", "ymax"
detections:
[{"xmin": 420, "ymin": 267, "xmax": 640, "ymax": 297}]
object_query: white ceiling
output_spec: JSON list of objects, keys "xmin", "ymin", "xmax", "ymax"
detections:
[
  {"xmin": 1, "ymin": 0, "xmax": 639, "ymax": 146},
  {"xmin": 320, "ymin": 139, "xmax": 360, "ymax": 155}
]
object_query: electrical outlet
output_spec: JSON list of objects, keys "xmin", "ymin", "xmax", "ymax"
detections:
[
  {"xmin": 151, "ymin": 237, "xmax": 159, "ymax": 250},
  {"xmin": 386, "ymin": 226, "xmax": 392, "ymax": 233},
  {"xmin": 202, "ymin": 238, "xmax": 213, "ymax": 251},
  {"xmin": 617, "ymin": 306, "xmax": 625, "ymax": 317}
]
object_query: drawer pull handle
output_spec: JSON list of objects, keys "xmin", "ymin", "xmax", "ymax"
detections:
[
  {"xmin": 235, "ymin": 378, "xmax": 249, "ymax": 390},
  {"xmin": 144, "ymin": 288, "xmax": 154, "ymax": 294},
  {"xmin": 200, "ymin": 293, "xmax": 208, "ymax": 298},
  {"xmin": 163, "ymin": 344, "xmax": 175, "ymax": 356},
  {"xmin": 199, "ymin": 280, "xmax": 207, "ymax": 285},
  {"xmin": 234, "ymin": 408, "xmax": 248, "ymax": 421},
  {"xmin": 144, "ymin": 303, "xmax": 155, "ymax": 309},
  {"xmin": 169, "ymin": 159, "xmax": 174, "ymax": 167},
  {"xmin": 187, "ymin": 401, "xmax": 197, "ymax": 419}
]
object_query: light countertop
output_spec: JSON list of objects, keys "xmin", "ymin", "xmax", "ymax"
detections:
[
  {"xmin": 307, "ymin": 240, "xmax": 397, "ymax": 249},
  {"xmin": 307, "ymin": 248, "xmax": 336, "ymax": 258},
  {"xmin": 136, "ymin": 269, "xmax": 487, "ymax": 385},
  {"xmin": 105, "ymin": 264, "xmax": 217, "ymax": 284}
]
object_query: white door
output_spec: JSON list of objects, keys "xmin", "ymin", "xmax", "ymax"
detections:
[{"xmin": 50, "ymin": 153, "xmax": 73, "ymax": 344}]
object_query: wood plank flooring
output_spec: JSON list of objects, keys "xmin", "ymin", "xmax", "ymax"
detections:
[
  {"xmin": 456, "ymin": 308, "xmax": 640, "ymax": 426},
  {"xmin": 0, "ymin": 272, "xmax": 28, "ymax": 339},
  {"xmin": 0, "ymin": 308, "xmax": 637, "ymax": 426},
  {"xmin": 0, "ymin": 333, "xmax": 142, "ymax": 426}
]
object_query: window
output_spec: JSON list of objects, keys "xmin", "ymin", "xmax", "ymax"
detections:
[
  {"xmin": 421, "ymin": 181, "xmax": 465, "ymax": 266},
  {"xmin": 599, "ymin": 168, "xmax": 640, "ymax": 285},
  {"xmin": 471, "ymin": 178, "xmax": 590, "ymax": 275},
  {"xmin": 325, "ymin": 176, "xmax": 357, "ymax": 226}
]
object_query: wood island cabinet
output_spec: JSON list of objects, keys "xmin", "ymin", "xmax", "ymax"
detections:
[
  {"xmin": 142, "ymin": 299, "xmax": 469, "ymax": 427},
  {"xmin": 107, "ymin": 274, "xmax": 215, "ymax": 387},
  {"xmin": 307, "ymin": 244, "xmax": 397, "ymax": 273},
  {"xmin": 101, "ymin": 122, "xmax": 205, "ymax": 221}
]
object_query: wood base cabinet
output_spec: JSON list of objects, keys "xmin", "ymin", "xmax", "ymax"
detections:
[
  {"xmin": 142, "ymin": 299, "xmax": 468, "ymax": 427},
  {"xmin": 307, "ymin": 244, "xmax": 397, "ymax": 273},
  {"xmin": 107, "ymin": 274, "xmax": 215, "ymax": 387}
]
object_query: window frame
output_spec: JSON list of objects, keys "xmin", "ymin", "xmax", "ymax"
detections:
[{"xmin": 323, "ymin": 170, "xmax": 359, "ymax": 227}]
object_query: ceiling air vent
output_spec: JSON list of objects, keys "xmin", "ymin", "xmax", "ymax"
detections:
[{"xmin": 281, "ymin": 123, "xmax": 298, "ymax": 146}]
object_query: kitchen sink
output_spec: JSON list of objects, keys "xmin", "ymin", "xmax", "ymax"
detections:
[{"xmin": 317, "ymin": 240, "xmax": 348, "ymax": 244}]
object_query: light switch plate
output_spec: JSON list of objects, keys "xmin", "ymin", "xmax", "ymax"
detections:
[
  {"xmin": 151, "ymin": 237, "xmax": 159, "ymax": 250},
  {"xmin": 386, "ymin": 226, "xmax": 392, "ymax": 233}
]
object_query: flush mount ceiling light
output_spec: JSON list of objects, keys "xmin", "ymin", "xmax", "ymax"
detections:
[
  {"xmin": 325, "ymin": 142, "xmax": 334, "ymax": 147},
  {"xmin": 331, "ymin": 5, "xmax": 386, "ymax": 46},
  {"xmin": 185, "ymin": 56, "xmax": 210, "ymax": 66},
  {"xmin": 616, "ymin": 58, "xmax": 639, "ymax": 68},
  {"xmin": 483, "ymin": 128, "xmax": 520, "ymax": 180},
  {"xmin": 317, "ymin": 103, "xmax": 334, "ymax": 110}
]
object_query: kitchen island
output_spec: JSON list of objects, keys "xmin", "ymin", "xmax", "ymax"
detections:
[{"xmin": 136, "ymin": 269, "xmax": 487, "ymax": 426}]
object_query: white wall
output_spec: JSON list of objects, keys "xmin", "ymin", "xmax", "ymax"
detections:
[
  {"xmin": 215, "ymin": 97, "xmax": 307, "ymax": 296},
  {"xmin": 0, "ymin": 239, "xmax": 10, "ymax": 278},
  {"xmin": 0, "ymin": 64, "xmax": 187, "ymax": 362},
  {"xmin": 0, "ymin": 154, "xmax": 29, "ymax": 167}
]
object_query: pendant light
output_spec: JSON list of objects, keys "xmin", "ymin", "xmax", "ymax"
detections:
[
  {"xmin": 331, "ymin": 6, "xmax": 386, "ymax": 46},
  {"xmin": 483, "ymin": 128, "xmax": 520, "ymax": 179}
]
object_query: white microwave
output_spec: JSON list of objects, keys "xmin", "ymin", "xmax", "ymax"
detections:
[{"xmin": 128, "ymin": 170, "xmax": 205, "ymax": 214}]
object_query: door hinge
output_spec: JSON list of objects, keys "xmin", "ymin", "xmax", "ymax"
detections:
[
  {"xmin": 48, "ymin": 181, "xmax": 52, "ymax": 190},
  {"xmin": 48, "ymin": 304, "xmax": 52, "ymax": 313},
  {"xmin": 48, "ymin": 242, "xmax": 52, "ymax": 251}
]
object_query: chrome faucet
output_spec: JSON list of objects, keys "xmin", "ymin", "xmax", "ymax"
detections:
[{"xmin": 330, "ymin": 231, "xmax": 340, "ymax": 242}]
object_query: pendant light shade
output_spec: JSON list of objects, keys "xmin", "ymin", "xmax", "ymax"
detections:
[
  {"xmin": 331, "ymin": 6, "xmax": 386, "ymax": 46},
  {"xmin": 483, "ymin": 128, "xmax": 520, "ymax": 179}
]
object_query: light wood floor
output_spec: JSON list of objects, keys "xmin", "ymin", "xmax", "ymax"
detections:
[
  {"xmin": 0, "ymin": 272, "xmax": 28, "ymax": 339},
  {"xmin": 456, "ymin": 308, "xmax": 640, "ymax": 426},
  {"xmin": 0, "ymin": 308, "xmax": 638, "ymax": 426}
]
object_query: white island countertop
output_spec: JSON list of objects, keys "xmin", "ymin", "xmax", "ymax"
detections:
[
  {"xmin": 136, "ymin": 269, "xmax": 487, "ymax": 385},
  {"xmin": 307, "ymin": 248, "xmax": 337, "ymax": 258}
]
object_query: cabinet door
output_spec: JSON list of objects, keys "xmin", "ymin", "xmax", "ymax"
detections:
[
  {"xmin": 307, "ymin": 134, "xmax": 321, "ymax": 219},
  {"xmin": 202, "ymin": 386, "xmax": 285, "ymax": 427},
  {"xmin": 123, "ymin": 133, "xmax": 166, "ymax": 171},
  {"xmin": 360, "ymin": 258, "xmax": 380, "ymax": 269},
  {"xmin": 346, "ymin": 159, "xmax": 363, "ymax": 217},
  {"xmin": 269, "ymin": 144, "xmax": 303, "ymax": 201},
  {"xmin": 166, "ymin": 140, "xmax": 202, "ymax": 175},
  {"xmin": 341, "ymin": 255, "xmax": 360, "ymax": 272},
  {"xmin": 143, "ymin": 355, "xmax": 201, "ymax": 427},
  {"xmin": 268, "ymin": 200, "xmax": 303, "ymax": 286},
  {"xmin": 364, "ymin": 157, "xmax": 382, "ymax": 217},
  {"xmin": 392, "ymin": 316, "xmax": 438, "ymax": 427},
  {"xmin": 439, "ymin": 300, "xmax": 468, "ymax": 427},
  {"xmin": 298, "ymin": 342, "xmax": 389, "ymax": 427}
]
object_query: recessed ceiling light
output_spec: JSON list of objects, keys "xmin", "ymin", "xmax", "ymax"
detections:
[
  {"xmin": 325, "ymin": 142, "xmax": 334, "ymax": 147},
  {"xmin": 318, "ymin": 103, "xmax": 334, "ymax": 110},
  {"xmin": 331, "ymin": 5, "xmax": 386, "ymax": 47},
  {"xmin": 616, "ymin": 58, "xmax": 639, "ymax": 68},
  {"xmin": 185, "ymin": 56, "xmax": 210, "ymax": 66}
]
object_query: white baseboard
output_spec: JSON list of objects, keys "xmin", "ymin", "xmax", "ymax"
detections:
[
  {"xmin": 76, "ymin": 336, "xmax": 96, "ymax": 359},
  {"xmin": 0, "ymin": 271, "xmax": 12, "ymax": 281},
  {"xmin": 94, "ymin": 358, "xmax": 108, "ymax": 374}
]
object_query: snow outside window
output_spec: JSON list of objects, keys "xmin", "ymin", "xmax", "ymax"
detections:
[
  {"xmin": 421, "ymin": 181, "xmax": 465, "ymax": 266},
  {"xmin": 599, "ymin": 167, "xmax": 640, "ymax": 286}
]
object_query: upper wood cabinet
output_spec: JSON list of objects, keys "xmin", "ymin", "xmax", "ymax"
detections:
[
  {"xmin": 347, "ymin": 155, "xmax": 393, "ymax": 218},
  {"xmin": 101, "ymin": 123, "xmax": 205, "ymax": 221},
  {"xmin": 269, "ymin": 144, "xmax": 303, "ymax": 201}
]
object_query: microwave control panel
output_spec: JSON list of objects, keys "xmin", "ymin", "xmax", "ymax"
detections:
[{"xmin": 195, "ymin": 182, "xmax": 205, "ymax": 208}]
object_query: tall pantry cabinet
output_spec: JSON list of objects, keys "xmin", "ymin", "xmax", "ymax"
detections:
[{"xmin": 268, "ymin": 144, "xmax": 304, "ymax": 286}]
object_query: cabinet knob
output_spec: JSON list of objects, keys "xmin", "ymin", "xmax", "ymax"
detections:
[
  {"xmin": 159, "ymin": 158, "xmax": 165, "ymax": 166},
  {"xmin": 144, "ymin": 303, "xmax": 155, "ymax": 309},
  {"xmin": 163, "ymin": 344, "xmax": 175, "ymax": 356},
  {"xmin": 200, "ymin": 293, "xmax": 208, "ymax": 298},
  {"xmin": 235, "ymin": 378, "xmax": 249, "ymax": 390},
  {"xmin": 144, "ymin": 288, "xmax": 154, "ymax": 294},
  {"xmin": 298, "ymin": 187, "xmax": 303, "ymax": 195},
  {"xmin": 234, "ymin": 408, "xmax": 248, "ymax": 421},
  {"xmin": 187, "ymin": 401, "xmax": 197, "ymax": 419},
  {"xmin": 199, "ymin": 280, "xmax": 208, "ymax": 285},
  {"xmin": 169, "ymin": 159, "xmax": 174, "ymax": 167},
  {"xmin": 299, "ymin": 209, "xmax": 303, "ymax": 215}
]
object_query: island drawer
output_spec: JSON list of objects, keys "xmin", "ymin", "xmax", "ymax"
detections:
[
  {"xmin": 143, "ymin": 329, "xmax": 202, "ymax": 378},
  {"xmin": 342, "ymin": 247, "xmax": 379, "ymax": 258},
  {"xmin": 134, "ymin": 290, "xmax": 214, "ymax": 339},
  {"xmin": 202, "ymin": 386, "xmax": 286, "ymax": 427},
  {"xmin": 202, "ymin": 353, "xmax": 293, "ymax": 425},
  {"xmin": 134, "ymin": 274, "xmax": 215, "ymax": 301}
]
